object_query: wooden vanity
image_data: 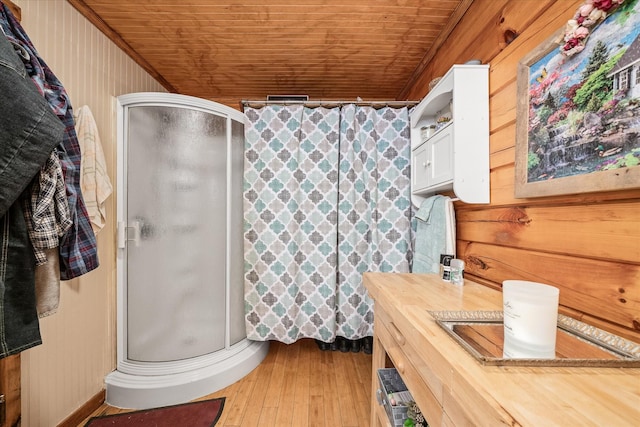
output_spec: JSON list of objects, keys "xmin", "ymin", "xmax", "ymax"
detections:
[{"xmin": 364, "ymin": 272, "xmax": 640, "ymax": 426}]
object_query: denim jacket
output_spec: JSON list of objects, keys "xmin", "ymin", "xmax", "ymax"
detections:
[
  {"xmin": 0, "ymin": 31, "xmax": 63, "ymax": 215},
  {"xmin": 0, "ymin": 30, "xmax": 65, "ymax": 357}
]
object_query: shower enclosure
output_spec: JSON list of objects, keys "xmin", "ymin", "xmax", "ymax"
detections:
[{"xmin": 106, "ymin": 93, "xmax": 268, "ymax": 409}]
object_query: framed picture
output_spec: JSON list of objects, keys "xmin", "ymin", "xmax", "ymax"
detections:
[{"xmin": 515, "ymin": 0, "xmax": 640, "ymax": 198}]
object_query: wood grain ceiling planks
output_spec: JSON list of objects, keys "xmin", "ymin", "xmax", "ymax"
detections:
[{"xmin": 68, "ymin": 0, "xmax": 473, "ymax": 103}]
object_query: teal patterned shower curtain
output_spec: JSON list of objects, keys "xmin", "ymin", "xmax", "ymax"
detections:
[{"xmin": 243, "ymin": 104, "xmax": 411, "ymax": 343}]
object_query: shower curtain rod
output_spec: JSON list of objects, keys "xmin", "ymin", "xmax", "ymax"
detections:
[{"xmin": 241, "ymin": 99, "xmax": 419, "ymax": 108}]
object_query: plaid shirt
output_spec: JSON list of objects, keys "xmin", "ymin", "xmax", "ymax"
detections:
[
  {"xmin": 22, "ymin": 152, "xmax": 72, "ymax": 265},
  {"xmin": 2, "ymin": 5, "xmax": 99, "ymax": 279}
]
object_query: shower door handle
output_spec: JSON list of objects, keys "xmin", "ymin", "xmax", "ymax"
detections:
[
  {"xmin": 128, "ymin": 220, "xmax": 141, "ymax": 247},
  {"xmin": 117, "ymin": 220, "xmax": 142, "ymax": 248}
]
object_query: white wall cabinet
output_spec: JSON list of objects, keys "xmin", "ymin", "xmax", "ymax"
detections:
[{"xmin": 410, "ymin": 64, "xmax": 490, "ymax": 204}]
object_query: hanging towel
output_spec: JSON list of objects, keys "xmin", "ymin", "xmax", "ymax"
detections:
[
  {"xmin": 74, "ymin": 105, "xmax": 113, "ymax": 233},
  {"xmin": 412, "ymin": 195, "xmax": 456, "ymax": 273}
]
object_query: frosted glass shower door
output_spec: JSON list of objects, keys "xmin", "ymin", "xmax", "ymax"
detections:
[
  {"xmin": 109, "ymin": 93, "xmax": 267, "ymax": 410},
  {"xmin": 125, "ymin": 105, "xmax": 227, "ymax": 362}
]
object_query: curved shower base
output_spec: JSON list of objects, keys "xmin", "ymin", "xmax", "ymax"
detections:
[{"xmin": 105, "ymin": 339, "xmax": 268, "ymax": 409}]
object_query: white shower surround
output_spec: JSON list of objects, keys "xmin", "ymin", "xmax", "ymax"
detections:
[{"xmin": 107, "ymin": 92, "xmax": 268, "ymax": 409}]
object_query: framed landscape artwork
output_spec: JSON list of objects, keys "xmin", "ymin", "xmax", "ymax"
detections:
[{"xmin": 515, "ymin": 0, "xmax": 640, "ymax": 198}]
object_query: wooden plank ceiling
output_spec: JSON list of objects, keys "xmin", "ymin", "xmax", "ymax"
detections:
[{"xmin": 68, "ymin": 0, "xmax": 472, "ymax": 104}]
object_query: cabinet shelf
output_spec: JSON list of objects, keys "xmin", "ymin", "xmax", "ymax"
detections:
[
  {"xmin": 410, "ymin": 65, "xmax": 489, "ymax": 204},
  {"xmin": 419, "ymin": 121, "xmax": 453, "ymax": 145}
]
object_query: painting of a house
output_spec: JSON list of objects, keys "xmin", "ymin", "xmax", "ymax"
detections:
[
  {"xmin": 523, "ymin": 0, "xmax": 640, "ymax": 183},
  {"xmin": 609, "ymin": 33, "xmax": 640, "ymax": 99}
]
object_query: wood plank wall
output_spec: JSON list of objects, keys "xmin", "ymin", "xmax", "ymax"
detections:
[{"xmin": 405, "ymin": 0, "xmax": 640, "ymax": 342}]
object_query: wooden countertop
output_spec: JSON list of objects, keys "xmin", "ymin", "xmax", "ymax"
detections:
[{"xmin": 364, "ymin": 272, "xmax": 640, "ymax": 427}]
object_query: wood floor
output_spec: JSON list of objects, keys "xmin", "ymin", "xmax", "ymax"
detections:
[{"xmin": 79, "ymin": 339, "xmax": 373, "ymax": 426}]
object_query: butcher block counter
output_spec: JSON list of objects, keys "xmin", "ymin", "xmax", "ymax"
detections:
[{"xmin": 363, "ymin": 272, "xmax": 640, "ymax": 427}]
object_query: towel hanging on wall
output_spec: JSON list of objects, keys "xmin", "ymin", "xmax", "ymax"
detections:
[
  {"xmin": 412, "ymin": 195, "xmax": 456, "ymax": 274},
  {"xmin": 74, "ymin": 105, "xmax": 113, "ymax": 233}
]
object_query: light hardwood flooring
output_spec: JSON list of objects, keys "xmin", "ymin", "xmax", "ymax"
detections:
[{"xmin": 79, "ymin": 339, "xmax": 373, "ymax": 426}]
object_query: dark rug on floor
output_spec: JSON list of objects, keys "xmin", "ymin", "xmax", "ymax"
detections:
[{"xmin": 84, "ymin": 397, "xmax": 225, "ymax": 427}]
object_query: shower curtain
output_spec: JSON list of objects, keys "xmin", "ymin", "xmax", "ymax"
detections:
[{"xmin": 244, "ymin": 104, "xmax": 412, "ymax": 343}]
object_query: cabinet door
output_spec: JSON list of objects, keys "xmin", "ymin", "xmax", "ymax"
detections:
[
  {"xmin": 429, "ymin": 127, "xmax": 453, "ymax": 186},
  {"xmin": 412, "ymin": 142, "xmax": 430, "ymax": 192}
]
